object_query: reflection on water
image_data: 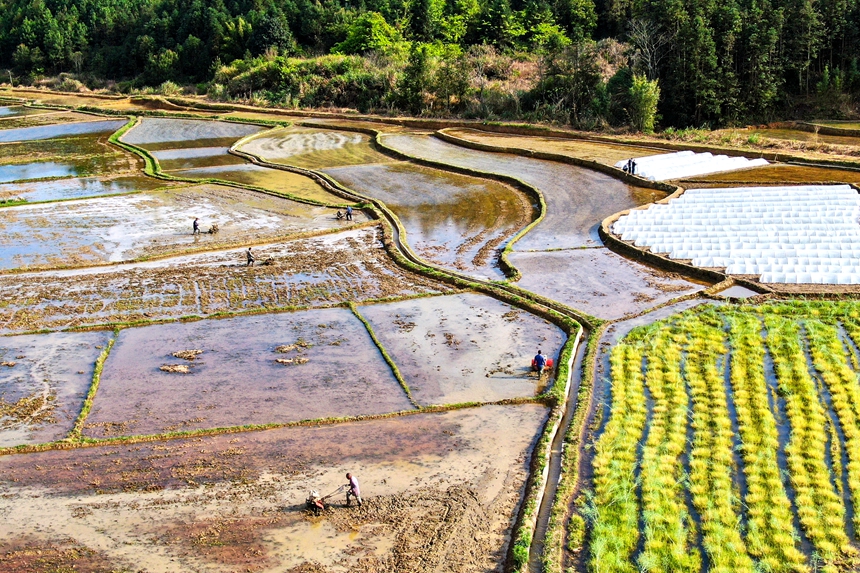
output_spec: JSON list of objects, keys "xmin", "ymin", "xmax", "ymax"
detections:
[
  {"xmin": 382, "ymin": 133, "xmax": 665, "ymax": 249},
  {"xmin": 324, "ymin": 162, "xmax": 531, "ymax": 278},
  {"xmin": 0, "ymin": 120, "xmax": 126, "ymax": 143},
  {"xmin": 0, "ymin": 175, "xmax": 169, "ymax": 203},
  {"xmin": 0, "ymin": 162, "xmax": 78, "ymax": 183}
]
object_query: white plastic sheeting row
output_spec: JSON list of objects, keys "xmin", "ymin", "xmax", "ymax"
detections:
[
  {"xmin": 611, "ymin": 185, "xmax": 860, "ymax": 284},
  {"xmin": 613, "ymin": 151, "xmax": 769, "ymax": 181}
]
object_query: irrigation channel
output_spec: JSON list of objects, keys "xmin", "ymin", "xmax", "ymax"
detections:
[{"xmin": 7, "ymin": 94, "xmax": 859, "ymax": 572}]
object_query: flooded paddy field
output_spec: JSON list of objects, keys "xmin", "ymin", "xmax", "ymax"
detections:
[
  {"xmin": 0, "ymin": 174, "xmax": 173, "ymax": 203},
  {"xmin": 0, "ymin": 228, "xmax": 451, "ymax": 333},
  {"xmin": 85, "ymin": 309, "xmax": 411, "ymax": 438},
  {"xmin": 0, "ymin": 124, "xmax": 143, "ymax": 175},
  {"xmin": 324, "ymin": 162, "xmax": 532, "ymax": 278},
  {"xmin": 507, "ymin": 248, "xmax": 703, "ymax": 320},
  {"xmin": 171, "ymin": 163, "xmax": 348, "ymax": 204},
  {"xmin": 576, "ymin": 302, "xmax": 860, "ymax": 573},
  {"xmin": 381, "ymin": 133, "xmax": 663, "ymax": 249},
  {"xmin": 0, "ymin": 118, "xmax": 126, "ymax": 143},
  {"xmin": 121, "ymin": 118, "xmax": 263, "ymax": 147},
  {"xmin": 680, "ymin": 163, "xmax": 860, "ymax": 186},
  {"xmin": 358, "ymin": 293, "xmax": 566, "ymax": 405},
  {"xmin": 0, "ymin": 404, "xmax": 547, "ymax": 572},
  {"xmin": 0, "ymin": 184, "xmax": 355, "ymax": 270},
  {"xmin": 0, "ymin": 331, "xmax": 110, "ymax": 448},
  {"xmin": 239, "ymin": 127, "xmax": 396, "ymax": 169},
  {"xmin": 443, "ymin": 128, "xmax": 668, "ymax": 166},
  {"xmin": 0, "ymin": 105, "xmax": 55, "ymax": 118}
]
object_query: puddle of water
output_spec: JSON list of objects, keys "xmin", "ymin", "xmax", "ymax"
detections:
[
  {"xmin": 0, "ymin": 175, "xmax": 171, "ymax": 203},
  {"xmin": 0, "ymin": 228, "xmax": 450, "ymax": 333},
  {"xmin": 508, "ymin": 248, "xmax": 704, "ymax": 320},
  {"xmin": 0, "ymin": 331, "xmax": 110, "ymax": 448},
  {"xmin": 0, "ymin": 119, "xmax": 126, "ymax": 143},
  {"xmin": 684, "ymin": 164, "xmax": 860, "ymax": 185},
  {"xmin": 323, "ymin": 162, "xmax": 532, "ymax": 279},
  {"xmin": 358, "ymin": 292, "xmax": 566, "ymax": 405},
  {"xmin": 239, "ymin": 127, "xmax": 395, "ymax": 169},
  {"xmin": 446, "ymin": 128, "xmax": 668, "ymax": 166},
  {"xmin": 0, "ymin": 184, "xmax": 353, "ymax": 270},
  {"xmin": 85, "ymin": 308, "xmax": 412, "ymax": 438},
  {"xmin": 121, "ymin": 118, "xmax": 262, "ymax": 146},
  {"xmin": 382, "ymin": 134, "xmax": 664, "ymax": 249}
]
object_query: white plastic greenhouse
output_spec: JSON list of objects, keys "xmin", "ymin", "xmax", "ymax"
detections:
[
  {"xmin": 614, "ymin": 151, "xmax": 769, "ymax": 181},
  {"xmin": 611, "ymin": 185, "xmax": 860, "ymax": 284}
]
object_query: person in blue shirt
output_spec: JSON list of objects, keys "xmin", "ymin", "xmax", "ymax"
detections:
[
  {"xmin": 346, "ymin": 206, "xmax": 353, "ymax": 221},
  {"xmin": 533, "ymin": 349, "xmax": 547, "ymax": 375}
]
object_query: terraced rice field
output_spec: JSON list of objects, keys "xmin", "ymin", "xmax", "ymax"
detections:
[
  {"xmin": 4, "ymin": 92, "xmax": 860, "ymax": 573},
  {"xmin": 583, "ymin": 302, "xmax": 860, "ymax": 573},
  {"xmin": 0, "ymin": 184, "xmax": 355, "ymax": 270}
]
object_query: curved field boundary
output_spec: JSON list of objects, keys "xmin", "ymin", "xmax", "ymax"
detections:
[
  {"xmin": 786, "ymin": 121, "xmax": 860, "ymax": 138},
  {"xmin": 231, "ymin": 124, "xmax": 593, "ymax": 573}
]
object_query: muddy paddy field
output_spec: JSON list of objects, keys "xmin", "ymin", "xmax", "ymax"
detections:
[{"xmin": 5, "ymin": 95, "xmax": 860, "ymax": 573}]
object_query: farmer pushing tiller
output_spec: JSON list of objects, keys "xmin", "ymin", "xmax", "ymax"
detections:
[{"xmin": 305, "ymin": 473, "xmax": 362, "ymax": 515}]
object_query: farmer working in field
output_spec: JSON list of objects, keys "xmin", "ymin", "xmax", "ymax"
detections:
[
  {"xmin": 346, "ymin": 473, "xmax": 362, "ymax": 507},
  {"xmin": 533, "ymin": 349, "xmax": 547, "ymax": 376},
  {"xmin": 246, "ymin": 247, "xmax": 255, "ymax": 266},
  {"xmin": 193, "ymin": 218, "xmax": 200, "ymax": 235},
  {"xmin": 346, "ymin": 206, "xmax": 353, "ymax": 221}
]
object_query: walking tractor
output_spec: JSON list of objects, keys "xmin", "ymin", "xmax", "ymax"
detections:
[{"xmin": 305, "ymin": 485, "xmax": 346, "ymax": 515}]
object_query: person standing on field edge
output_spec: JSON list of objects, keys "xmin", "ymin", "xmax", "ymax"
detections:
[
  {"xmin": 193, "ymin": 218, "xmax": 200, "ymax": 235},
  {"xmin": 346, "ymin": 473, "xmax": 362, "ymax": 507},
  {"xmin": 246, "ymin": 247, "xmax": 255, "ymax": 266}
]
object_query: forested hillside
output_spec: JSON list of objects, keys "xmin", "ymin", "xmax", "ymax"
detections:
[{"xmin": 1, "ymin": 0, "xmax": 858, "ymax": 127}]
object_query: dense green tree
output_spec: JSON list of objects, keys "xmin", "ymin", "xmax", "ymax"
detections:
[{"xmin": 332, "ymin": 11, "xmax": 398, "ymax": 53}]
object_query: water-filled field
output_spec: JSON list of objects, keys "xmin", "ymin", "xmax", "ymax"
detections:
[
  {"xmin": 85, "ymin": 309, "xmax": 412, "ymax": 437},
  {"xmin": 3, "ymin": 94, "xmax": 860, "ymax": 573},
  {"xmin": 358, "ymin": 292, "xmax": 566, "ymax": 404},
  {"xmin": 0, "ymin": 184, "xmax": 354, "ymax": 270}
]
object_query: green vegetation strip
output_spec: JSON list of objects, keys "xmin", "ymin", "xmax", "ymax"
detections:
[
  {"xmin": 348, "ymin": 301, "xmax": 418, "ymax": 408},
  {"xmin": 588, "ymin": 301, "xmax": 860, "ymax": 573},
  {"xmin": 67, "ymin": 330, "xmax": 118, "ymax": 441}
]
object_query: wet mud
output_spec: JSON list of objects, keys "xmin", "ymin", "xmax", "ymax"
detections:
[
  {"xmin": 0, "ymin": 184, "xmax": 358, "ymax": 270},
  {"xmin": 0, "ymin": 228, "xmax": 451, "ymax": 333},
  {"xmin": 0, "ymin": 331, "xmax": 110, "ymax": 447},
  {"xmin": 358, "ymin": 292, "xmax": 566, "ymax": 405},
  {"xmin": 0, "ymin": 405, "xmax": 547, "ymax": 571},
  {"xmin": 85, "ymin": 309, "xmax": 412, "ymax": 437},
  {"xmin": 121, "ymin": 118, "xmax": 262, "ymax": 147},
  {"xmin": 445, "ymin": 128, "xmax": 668, "ymax": 166},
  {"xmin": 507, "ymin": 249, "xmax": 704, "ymax": 320},
  {"xmin": 239, "ymin": 127, "xmax": 395, "ymax": 169},
  {"xmin": 0, "ymin": 537, "xmax": 120, "ymax": 573},
  {"xmin": 324, "ymin": 162, "xmax": 533, "ymax": 279},
  {"xmin": 381, "ymin": 133, "xmax": 664, "ymax": 249}
]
